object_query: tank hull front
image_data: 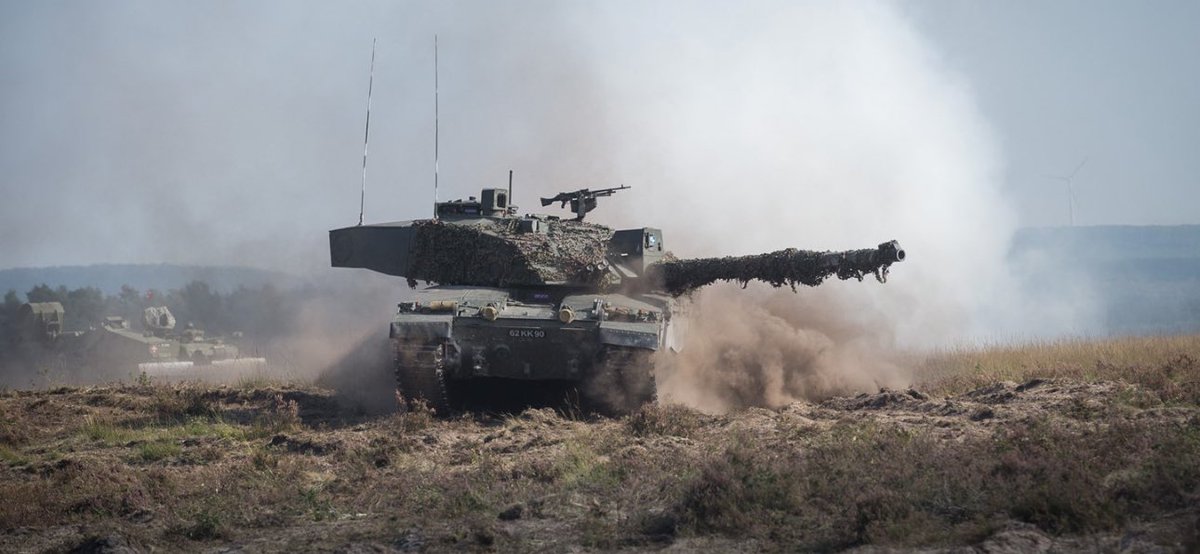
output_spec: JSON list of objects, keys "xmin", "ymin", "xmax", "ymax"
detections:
[
  {"xmin": 447, "ymin": 318, "xmax": 601, "ymax": 381},
  {"xmin": 387, "ymin": 287, "xmax": 668, "ymax": 383}
]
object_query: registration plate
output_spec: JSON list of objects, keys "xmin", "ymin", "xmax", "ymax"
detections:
[{"xmin": 507, "ymin": 329, "xmax": 546, "ymax": 339}]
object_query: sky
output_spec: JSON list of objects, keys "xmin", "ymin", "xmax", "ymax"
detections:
[
  {"xmin": 902, "ymin": 1, "xmax": 1200, "ymax": 228},
  {"xmin": 0, "ymin": 0, "xmax": 1197, "ymax": 273}
]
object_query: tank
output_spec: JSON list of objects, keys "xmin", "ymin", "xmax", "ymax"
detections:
[{"xmin": 330, "ymin": 186, "xmax": 904, "ymax": 414}]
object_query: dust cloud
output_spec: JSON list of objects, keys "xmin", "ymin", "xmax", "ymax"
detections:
[
  {"xmin": 1, "ymin": 2, "xmax": 1106, "ymax": 410},
  {"xmin": 318, "ymin": 1, "xmax": 1017, "ymax": 413},
  {"xmin": 657, "ymin": 286, "xmax": 910, "ymax": 413},
  {"xmin": 250, "ymin": 277, "xmax": 407, "ymax": 415},
  {"xmin": 571, "ymin": 3, "xmax": 1021, "ymax": 411}
]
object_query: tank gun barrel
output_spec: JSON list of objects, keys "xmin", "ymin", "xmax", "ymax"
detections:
[{"xmin": 649, "ymin": 240, "xmax": 905, "ymax": 296}]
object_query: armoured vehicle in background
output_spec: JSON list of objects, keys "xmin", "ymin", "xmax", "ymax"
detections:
[
  {"xmin": 94, "ymin": 305, "xmax": 265, "ymax": 376},
  {"xmin": 9, "ymin": 303, "xmax": 265, "ymax": 378},
  {"xmin": 330, "ymin": 186, "xmax": 904, "ymax": 414}
]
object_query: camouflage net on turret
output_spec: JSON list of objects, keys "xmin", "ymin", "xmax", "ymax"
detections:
[
  {"xmin": 404, "ymin": 218, "xmax": 616, "ymax": 288},
  {"xmin": 647, "ymin": 240, "xmax": 904, "ymax": 296}
]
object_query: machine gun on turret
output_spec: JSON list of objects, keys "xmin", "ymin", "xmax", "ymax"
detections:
[{"xmin": 541, "ymin": 185, "xmax": 630, "ymax": 221}]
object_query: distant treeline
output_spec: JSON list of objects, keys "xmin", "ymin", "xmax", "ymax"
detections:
[
  {"xmin": 1, "ymin": 281, "xmax": 298, "ymax": 339},
  {"xmin": 0, "ymin": 264, "xmax": 298, "ymax": 298}
]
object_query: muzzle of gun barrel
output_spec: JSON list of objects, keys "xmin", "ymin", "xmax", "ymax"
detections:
[{"xmin": 878, "ymin": 241, "xmax": 905, "ymax": 263}]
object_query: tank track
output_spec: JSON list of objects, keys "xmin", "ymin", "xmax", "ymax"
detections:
[
  {"xmin": 393, "ymin": 340, "xmax": 452, "ymax": 415},
  {"xmin": 584, "ymin": 346, "xmax": 657, "ymax": 415}
]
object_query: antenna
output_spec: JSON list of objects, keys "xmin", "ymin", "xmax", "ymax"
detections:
[
  {"xmin": 1042, "ymin": 156, "xmax": 1089, "ymax": 226},
  {"xmin": 357, "ymin": 38, "xmax": 376, "ymax": 226},
  {"xmin": 433, "ymin": 35, "xmax": 440, "ymax": 218},
  {"xmin": 508, "ymin": 169, "xmax": 513, "ymax": 211}
]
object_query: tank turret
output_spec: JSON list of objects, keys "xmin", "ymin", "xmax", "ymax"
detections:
[
  {"xmin": 143, "ymin": 306, "xmax": 177, "ymax": 337},
  {"xmin": 330, "ymin": 186, "xmax": 904, "ymax": 414}
]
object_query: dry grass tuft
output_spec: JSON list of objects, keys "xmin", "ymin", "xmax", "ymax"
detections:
[
  {"xmin": 149, "ymin": 386, "xmax": 220, "ymax": 421},
  {"xmin": 625, "ymin": 403, "xmax": 710, "ymax": 438},
  {"xmin": 0, "ymin": 403, "xmax": 32, "ymax": 446}
]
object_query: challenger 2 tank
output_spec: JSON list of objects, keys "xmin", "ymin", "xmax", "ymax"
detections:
[{"xmin": 330, "ymin": 186, "xmax": 904, "ymax": 414}]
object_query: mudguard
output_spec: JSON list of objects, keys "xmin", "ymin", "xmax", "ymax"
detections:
[
  {"xmin": 391, "ymin": 315, "xmax": 454, "ymax": 341},
  {"xmin": 598, "ymin": 321, "xmax": 660, "ymax": 350}
]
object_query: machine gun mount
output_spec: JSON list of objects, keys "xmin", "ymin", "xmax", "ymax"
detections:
[{"xmin": 540, "ymin": 185, "xmax": 630, "ymax": 221}]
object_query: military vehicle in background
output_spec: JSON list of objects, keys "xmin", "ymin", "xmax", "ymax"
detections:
[
  {"xmin": 8, "ymin": 302, "xmax": 265, "ymax": 379},
  {"xmin": 93, "ymin": 305, "xmax": 265, "ymax": 375},
  {"xmin": 330, "ymin": 185, "xmax": 904, "ymax": 415}
]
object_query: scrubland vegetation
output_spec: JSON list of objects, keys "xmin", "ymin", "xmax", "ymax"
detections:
[
  {"xmin": 0, "ymin": 335, "xmax": 1197, "ymax": 552},
  {"xmin": 916, "ymin": 334, "xmax": 1200, "ymax": 401}
]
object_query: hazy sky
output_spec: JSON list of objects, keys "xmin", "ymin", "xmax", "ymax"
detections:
[
  {"xmin": 1, "ymin": 0, "xmax": 1197, "ymax": 271},
  {"xmin": 902, "ymin": 1, "xmax": 1200, "ymax": 228}
]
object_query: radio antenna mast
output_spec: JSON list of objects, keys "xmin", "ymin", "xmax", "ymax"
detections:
[
  {"xmin": 357, "ymin": 38, "xmax": 376, "ymax": 226},
  {"xmin": 433, "ymin": 35, "xmax": 440, "ymax": 218}
]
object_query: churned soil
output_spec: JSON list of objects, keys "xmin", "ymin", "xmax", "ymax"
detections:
[{"xmin": 1, "ymin": 370, "xmax": 1197, "ymax": 552}]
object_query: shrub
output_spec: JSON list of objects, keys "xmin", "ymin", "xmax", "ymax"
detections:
[
  {"xmin": 251, "ymin": 394, "xmax": 301, "ymax": 436},
  {"xmin": 184, "ymin": 507, "xmax": 226, "ymax": 540},
  {"xmin": 625, "ymin": 403, "xmax": 708, "ymax": 438},
  {"xmin": 151, "ymin": 387, "xmax": 219, "ymax": 421},
  {"xmin": 138, "ymin": 440, "xmax": 181, "ymax": 462}
]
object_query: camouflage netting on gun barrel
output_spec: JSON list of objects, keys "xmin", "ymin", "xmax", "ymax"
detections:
[
  {"xmin": 648, "ymin": 241, "xmax": 904, "ymax": 296},
  {"xmin": 405, "ymin": 219, "xmax": 616, "ymax": 288}
]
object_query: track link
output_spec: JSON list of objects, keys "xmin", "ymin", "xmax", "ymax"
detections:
[{"xmin": 393, "ymin": 341, "xmax": 451, "ymax": 415}]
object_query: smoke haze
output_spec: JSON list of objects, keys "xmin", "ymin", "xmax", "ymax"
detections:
[
  {"xmin": 7, "ymin": 1, "xmax": 1190, "ymax": 408},
  {"xmin": 562, "ymin": 3, "xmax": 1011, "ymax": 409}
]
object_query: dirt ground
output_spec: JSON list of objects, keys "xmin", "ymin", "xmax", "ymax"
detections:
[{"xmin": 1, "ymin": 371, "xmax": 1198, "ymax": 552}]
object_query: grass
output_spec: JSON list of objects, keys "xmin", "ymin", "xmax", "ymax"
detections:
[
  {"xmin": 552, "ymin": 438, "xmax": 623, "ymax": 491},
  {"xmin": 148, "ymin": 387, "xmax": 219, "ymax": 421},
  {"xmin": 81, "ymin": 417, "xmax": 249, "ymax": 447},
  {"xmin": 0, "ymin": 444, "xmax": 29, "ymax": 467},
  {"xmin": 0, "ymin": 404, "xmax": 31, "ymax": 445},
  {"xmin": 626, "ymin": 403, "xmax": 711, "ymax": 438},
  {"xmin": 914, "ymin": 334, "xmax": 1200, "ymax": 403},
  {"xmin": 138, "ymin": 440, "xmax": 182, "ymax": 462},
  {"xmin": 0, "ymin": 337, "xmax": 1198, "ymax": 551},
  {"xmin": 674, "ymin": 418, "xmax": 1200, "ymax": 550}
]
